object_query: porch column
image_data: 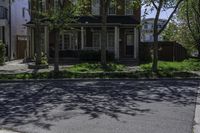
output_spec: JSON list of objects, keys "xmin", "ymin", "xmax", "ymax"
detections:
[
  {"xmin": 31, "ymin": 29, "xmax": 35, "ymax": 58},
  {"xmin": 134, "ymin": 27, "xmax": 139, "ymax": 59},
  {"xmin": 81, "ymin": 27, "xmax": 84, "ymax": 50},
  {"xmin": 27, "ymin": 28, "xmax": 31, "ymax": 58},
  {"xmin": 44, "ymin": 26, "xmax": 49, "ymax": 57},
  {"xmin": 114, "ymin": 26, "xmax": 119, "ymax": 60}
]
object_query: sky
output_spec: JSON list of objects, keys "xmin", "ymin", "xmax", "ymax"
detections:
[{"xmin": 141, "ymin": 7, "xmax": 173, "ymax": 20}]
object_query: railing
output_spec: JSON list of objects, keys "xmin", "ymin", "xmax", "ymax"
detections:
[{"xmin": 0, "ymin": 6, "xmax": 8, "ymax": 19}]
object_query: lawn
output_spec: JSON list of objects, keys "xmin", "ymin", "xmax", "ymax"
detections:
[
  {"xmin": 67, "ymin": 63, "xmax": 127, "ymax": 73},
  {"xmin": 0, "ymin": 59, "xmax": 199, "ymax": 79},
  {"xmin": 140, "ymin": 59, "xmax": 200, "ymax": 72}
]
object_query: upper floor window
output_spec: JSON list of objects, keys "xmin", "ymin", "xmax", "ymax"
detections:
[
  {"xmin": 41, "ymin": 0, "xmax": 46, "ymax": 11},
  {"xmin": 125, "ymin": 0, "xmax": 133, "ymax": 15},
  {"xmin": 92, "ymin": 0, "xmax": 100, "ymax": 15},
  {"xmin": 71, "ymin": 0, "xmax": 77, "ymax": 5},
  {"xmin": 108, "ymin": 1, "xmax": 116, "ymax": 15},
  {"xmin": 144, "ymin": 24, "xmax": 148, "ymax": 29}
]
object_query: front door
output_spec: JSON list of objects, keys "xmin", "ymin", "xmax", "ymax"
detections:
[
  {"xmin": 16, "ymin": 36, "xmax": 27, "ymax": 59},
  {"xmin": 125, "ymin": 33, "xmax": 134, "ymax": 57}
]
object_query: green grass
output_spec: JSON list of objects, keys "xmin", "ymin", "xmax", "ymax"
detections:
[
  {"xmin": 138, "ymin": 59, "xmax": 200, "ymax": 77},
  {"xmin": 140, "ymin": 59, "xmax": 200, "ymax": 72},
  {"xmin": 67, "ymin": 63, "xmax": 127, "ymax": 73},
  {"xmin": 0, "ymin": 59, "xmax": 200, "ymax": 80}
]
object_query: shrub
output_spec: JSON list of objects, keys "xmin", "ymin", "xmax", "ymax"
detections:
[
  {"xmin": 67, "ymin": 63, "xmax": 126, "ymax": 72},
  {"xmin": 34, "ymin": 52, "xmax": 48, "ymax": 65},
  {"xmin": 0, "ymin": 41, "xmax": 5, "ymax": 65},
  {"xmin": 79, "ymin": 50, "xmax": 115, "ymax": 61}
]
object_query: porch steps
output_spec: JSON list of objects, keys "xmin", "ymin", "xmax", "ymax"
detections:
[
  {"xmin": 48, "ymin": 58, "xmax": 80, "ymax": 65},
  {"xmin": 118, "ymin": 58, "xmax": 138, "ymax": 66}
]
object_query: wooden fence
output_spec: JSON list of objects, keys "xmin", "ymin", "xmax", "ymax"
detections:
[{"xmin": 140, "ymin": 41, "xmax": 188, "ymax": 62}]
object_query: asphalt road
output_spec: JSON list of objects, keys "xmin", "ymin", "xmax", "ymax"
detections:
[{"xmin": 0, "ymin": 80, "xmax": 199, "ymax": 133}]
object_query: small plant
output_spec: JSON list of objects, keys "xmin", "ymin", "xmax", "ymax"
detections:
[
  {"xmin": 34, "ymin": 52, "xmax": 48, "ymax": 65},
  {"xmin": 0, "ymin": 41, "xmax": 5, "ymax": 65},
  {"xmin": 41, "ymin": 52, "xmax": 48, "ymax": 65}
]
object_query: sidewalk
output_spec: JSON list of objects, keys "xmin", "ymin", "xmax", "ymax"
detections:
[
  {"xmin": 0, "ymin": 60, "xmax": 139, "ymax": 75},
  {"xmin": 0, "ymin": 130, "xmax": 20, "ymax": 133},
  {"xmin": 194, "ymin": 87, "xmax": 200, "ymax": 133},
  {"xmin": 0, "ymin": 60, "xmax": 71, "ymax": 74}
]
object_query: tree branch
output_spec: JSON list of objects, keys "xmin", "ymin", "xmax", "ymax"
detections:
[{"xmin": 158, "ymin": 0, "xmax": 184, "ymax": 35}]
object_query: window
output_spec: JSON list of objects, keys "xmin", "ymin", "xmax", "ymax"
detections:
[
  {"xmin": 0, "ymin": 27, "xmax": 2, "ymax": 41},
  {"xmin": 59, "ymin": 32, "xmax": 77, "ymax": 50},
  {"xmin": 54, "ymin": 0, "xmax": 58, "ymax": 9},
  {"xmin": 71, "ymin": 0, "xmax": 77, "ymax": 5},
  {"xmin": 107, "ymin": 32, "xmax": 114, "ymax": 48},
  {"xmin": 92, "ymin": 0, "xmax": 100, "ymax": 15},
  {"xmin": 63, "ymin": 34, "xmax": 70, "ymax": 50},
  {"xmin": 125, "ymin": 0, "xmax": 133, "ymax": 15},
  {"xmin": 144, "ymin": 24, "xmax": 148, "ymax": 29},
  {"xmin": 38, "ymin": 0, "xmax": 46, "ymax": 11},
  {"xmin": 22, "ymin": 8, "xmax": 25, "ymax": 18},
  {"xmin": 108, "ymin": 1, "xmax": 116, "ymax": 15},
  {"xmin": 92, "ymin": 32, "xmax": 101, "ymax": 48},
  {"xmin": 126, "ymin": 34, "xmax": 134, "ymax": 46}
]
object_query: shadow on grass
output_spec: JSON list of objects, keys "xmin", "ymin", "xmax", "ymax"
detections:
[{"xmin": 0, "ymin": 80, "xmax": 198, "ymax": 130}]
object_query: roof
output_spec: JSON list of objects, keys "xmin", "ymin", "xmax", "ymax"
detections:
[
  {"xmin": 26, "ymin": 16, "xmax": 140, "ymax": 26},
  {"xmin": 77, "ymin": 16, "xmax": 140, "ymax": 24}
]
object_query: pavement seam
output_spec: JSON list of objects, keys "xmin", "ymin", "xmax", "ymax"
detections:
[{"xmin": 193, "ymin": 86, "xmax": 200, "ymax": 133}]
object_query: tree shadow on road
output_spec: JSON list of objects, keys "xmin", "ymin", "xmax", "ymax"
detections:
[{"xmin": 0, "ymin": 80, "xmax": 198, "ymax": 130}]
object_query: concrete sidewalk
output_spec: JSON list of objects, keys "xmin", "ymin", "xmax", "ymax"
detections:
[
  {"xmin": 0, "ymin": 60, "xmax": 71, "ymax": 74},
  {"xmin": 0, "ymin": 130, "xmax": 20, "ymax": 133}
]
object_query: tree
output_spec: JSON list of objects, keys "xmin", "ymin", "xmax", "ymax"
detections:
[
  {"xmin": 100, "ymin": 0, "xmax": 110, "ymax": 66},
  {"xmin": 31, "ymin": 0, "xmax": 44, "ymax": 65},
  {"xmin": 44, "ymin": 0, "xmax": 78, "ymax": 72},
  {"xmin": 162, "ymin": 20, "xmax": 196, "ymax": 55},
  {"xmin": 143, "ymin": 0, "xmax": 185, "ymax": 72},
  {"xmin": 184, "ymin": 0, "xmax": 200, "ymax": 57}
]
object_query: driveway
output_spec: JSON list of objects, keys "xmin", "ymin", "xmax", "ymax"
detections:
[{"xmin": 0, "ymin": 80, "xmax": 198, "ymax": 133}]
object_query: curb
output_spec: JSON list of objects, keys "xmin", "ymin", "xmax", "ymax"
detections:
[
  {"xmin": 0, "ymin": 77, "xmax": 200, "ymax": 83},
  {"xmin": 194, "ymin": 87, "xmax": 200, "ymax": 133}
]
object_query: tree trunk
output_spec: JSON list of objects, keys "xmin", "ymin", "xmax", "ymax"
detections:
[
  {"xmin": 35, "ymin": 25, "xmax": 42, "ymax": 65},
  {"xmin": 197, "ymin": 42, "xmax": 200, "ymax": 58},
  {"xmin": 101, "ymin": 0, "xmax": 107, "ymax": 66},
  {"xmin": 152, "ymin": 15, "xmax": 159, "ymax": 73},
  {"xmin": 152, "ymin": 34, "xmax": 159, "ymax": 72},
  {"xmin": 54, "ymin": 31, "xmax": 60, "ymax": 72}
]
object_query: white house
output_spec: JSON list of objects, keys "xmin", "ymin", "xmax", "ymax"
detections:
[
  {"xmin": 141, "ymin": 18, "xmax": 167, "ymax": 42},
  {"xmin": 0, "ymin": 0, "xmax": 30, "ymax": 60}
]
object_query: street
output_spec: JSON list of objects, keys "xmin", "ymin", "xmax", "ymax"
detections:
[{"xmin": 0, "ymin": 80, "xmax": 198, "ymax": 133}]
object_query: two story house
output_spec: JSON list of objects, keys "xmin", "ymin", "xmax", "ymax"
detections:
[
  {"xmin": 26, "ymin": 0, "xmax": 141, "ymax": 62},
  {"xmin": 141, "ymin": 18, "xmax": 167, "ymax": 42},
  {"xmin": 0, "ymin": 0, "xmax": 30, "ymax": 60}
]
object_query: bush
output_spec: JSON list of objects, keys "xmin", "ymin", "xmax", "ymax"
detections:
[
  {"xmin": 34, "ymin": 52, "xmax": 48, "ymax": 65},
  {"xmin": 79, "ymin": 50, "xmax": 115, "ymax": 61},
  {"xmin": 0, "ymin": 41, "xmax": 5, "ymax": 65}
]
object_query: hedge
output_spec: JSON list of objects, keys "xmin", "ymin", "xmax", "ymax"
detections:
[{"xmin": 79, "ymin": 50, "xmax": 115, "ymax": 61}]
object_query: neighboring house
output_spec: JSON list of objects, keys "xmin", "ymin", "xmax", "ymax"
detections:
[
  {"xmin": 26, "ymin": 0, "xmax": 140, "ymax": 62},
  {"xmin": 141, "ymin": 18, "xmax": 167, "ymax": 42},
  {"xmin": 0, "ymin": 0, "xmax": 30, "ymax": 60}
]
